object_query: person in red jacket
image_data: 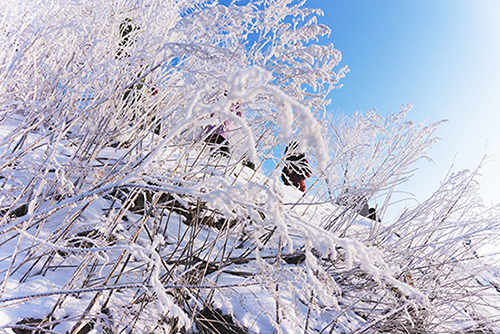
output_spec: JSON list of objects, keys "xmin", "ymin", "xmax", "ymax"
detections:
[{"xmin": 281, "ymin": 142, "xmax": 312, "ymax": 192}]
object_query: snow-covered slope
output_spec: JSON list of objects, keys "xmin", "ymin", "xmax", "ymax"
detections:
[{"xmin": 1, "ymin": 115, "xmax": 500, "ymax": 334}]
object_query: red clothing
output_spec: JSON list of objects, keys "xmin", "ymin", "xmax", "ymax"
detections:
[
  {"xmin": 281, "ymin": 158, "xmax": 311, "ymax": 192},
  {"xmin": 281, "ymin": 173, "xmax": 307, "ymax": 192}
]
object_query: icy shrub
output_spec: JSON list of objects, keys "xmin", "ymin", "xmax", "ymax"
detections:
[{"xmin": 0, "ymin": 0, "xmax": 499, "ymax": 333}]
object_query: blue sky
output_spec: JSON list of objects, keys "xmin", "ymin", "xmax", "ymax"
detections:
[
  {"xmin": 217, "ymin": 0, "xmax": 500, "ymax": 210},
  {"xmin": 304, "ymin": 0, "xmax": 500, "ymax": 208}
]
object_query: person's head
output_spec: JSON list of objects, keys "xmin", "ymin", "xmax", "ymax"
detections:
[
  {"xmin": 285, "ymin": 141, "xmax": 299, "ymax": 155},
  {"xmin": 116, "ymin": 18, "xmax": 140, "ymax": 59},
  {"xmin": 119, "ymin": 18, "xmax": 139, "ymax": 44}
]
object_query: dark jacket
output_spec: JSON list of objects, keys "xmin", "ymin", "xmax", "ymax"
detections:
[{"xmin": 281, "ymin": 144, "xmax": 311, "ymax": 192}]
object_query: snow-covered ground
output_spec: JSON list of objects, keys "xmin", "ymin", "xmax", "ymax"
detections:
[{"xmin": 1, "ymin": 114, "xmax": 500, "ymax": 334}]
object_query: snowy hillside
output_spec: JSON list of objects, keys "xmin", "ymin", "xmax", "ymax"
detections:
[
  {"xmin": 1, "ymin": 112, "xmax": 500, "ymax": 334},
  {"xmin": 1, "ymin": 0, "xmax": 500, "ymax": 333}
]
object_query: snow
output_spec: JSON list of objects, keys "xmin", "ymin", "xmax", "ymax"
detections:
[
  {"xmin": 1, "ymin": 0, "xmax": 500, "ymax": 333},
  {"xmin": 1, "ymin": 112, "xmax": 499, "ymax": 332}
]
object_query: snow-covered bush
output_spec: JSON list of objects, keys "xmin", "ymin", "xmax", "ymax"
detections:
[{"xmin": 1, "ymin": 0, "xmax": 499, "ymax": 333}]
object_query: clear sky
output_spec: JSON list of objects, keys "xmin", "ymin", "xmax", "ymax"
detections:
[
  {"xmin": 304, "ymin": 0, "xmax": 500, "ymax": 210},
  {"xmin": 217, "ymin": 0, "xmax": 500, "ymax": 212}
]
